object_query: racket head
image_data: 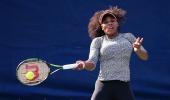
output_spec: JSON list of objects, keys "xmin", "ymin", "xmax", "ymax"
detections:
[{"xmin": 16, "ymin": 58, "xmax": 50, "ymax": 86}]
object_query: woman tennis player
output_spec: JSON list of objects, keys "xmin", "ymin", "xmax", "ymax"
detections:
[{"xmin": 75, "ymin": 6, "xmax": 148, "ymax": 100}]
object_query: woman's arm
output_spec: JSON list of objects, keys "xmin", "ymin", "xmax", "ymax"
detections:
[
  {"xmin": 76, "ymin": 60, "xmax": 95, "ymax": 71},
  {"xmin": 133, "ymin": 37, "xmax": 148, "ymax": 61},
  {"xmin": 75, "ymin": 37, "xmax": 102, "ymax": 71},
  {"xmin": 134, "ymin": 48, "xmax": 148, "ymax": 60}
]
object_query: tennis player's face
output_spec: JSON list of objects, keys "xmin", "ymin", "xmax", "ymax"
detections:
[{"xmin": 101, "ymin": 16, "xmax": 119, "ymax": 38}]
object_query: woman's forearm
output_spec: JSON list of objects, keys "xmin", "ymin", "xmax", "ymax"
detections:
[
  {"xmin": 84, "ymin": 61, "xmax": 95, "ymax": 71},
  {"xmin": 135, "ymin": 49, "xmax": 148, "ymax": 61}
]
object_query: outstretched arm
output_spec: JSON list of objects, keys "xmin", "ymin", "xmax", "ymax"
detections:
[
  {"xmin": 75, "ymin": 37, "xmax": 102, "ymax": 71},
  {"xmin": 75, "ymin": 60, "xmax": 95, "ymax": 71}
]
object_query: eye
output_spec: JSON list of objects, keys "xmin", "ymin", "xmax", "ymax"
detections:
[
  {"xmin": 102, "ymin": 19, "xmax": 117, "ymax": 24},
  {"xmin": 110, "ymin": 19, "xmax": 116, "ymax": 22}
]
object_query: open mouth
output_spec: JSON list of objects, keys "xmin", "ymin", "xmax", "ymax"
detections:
[{"xmin": 108, "ymin": 27, "xmax": 114, "ymax": 30}]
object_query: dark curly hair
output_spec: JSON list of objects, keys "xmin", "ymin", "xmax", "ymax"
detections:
[{"xmin": 88, "ymin": 6, "xmax": 127, "ymax": 39}]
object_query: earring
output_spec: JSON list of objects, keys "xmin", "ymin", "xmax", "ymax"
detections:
[{"xmin": 101, "ymin": 26, "xmax": 104, "ymax": 30}]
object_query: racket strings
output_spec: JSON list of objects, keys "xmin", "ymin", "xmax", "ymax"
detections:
[
  {"xmin": 17, "ymin": 59, "xmax": 50, "ymax": 86},
  {"xmin": 17, "ymin": 58, "xmax": 73, "ymax": 86}
]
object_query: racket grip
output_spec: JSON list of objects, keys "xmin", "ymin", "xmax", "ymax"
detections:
[{"xmin": 62, "ymin": 64, "xmax": 78, "ymax": 70}]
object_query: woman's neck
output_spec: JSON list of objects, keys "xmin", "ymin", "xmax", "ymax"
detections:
[{"xmin": 106, "ymin": 32, "xmax": 119, "ymax": 39}]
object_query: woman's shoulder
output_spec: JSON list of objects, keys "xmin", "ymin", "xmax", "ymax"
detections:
[
  {"xmin": 120, "ymin": 32, "xmax": 136, "ymax": 42},
  {"xmin": 92, "ymin": 36, "xmax": 104, "ymax": 42},
  {"xmin": 90, "ymin": 36, "xmax": 104, "ymax": 48},
  {"xmin": 121, "ymin": 32, "xmax": 136, "ymax": 39},
  {"xmin": 121, "ymin": 32, "xmax": 134, "ymax": 37}
]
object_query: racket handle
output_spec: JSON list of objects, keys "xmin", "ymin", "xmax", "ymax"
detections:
[{"xmin": 62, "ymin": 64, "xmax": 78, "ymax": 70}]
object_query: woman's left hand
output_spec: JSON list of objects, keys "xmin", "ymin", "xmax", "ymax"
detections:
[{"xmin": 133, "ymin": 37, "xmax": 143, "ymax": 52}]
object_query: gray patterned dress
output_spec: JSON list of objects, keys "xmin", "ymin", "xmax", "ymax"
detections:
[{"xmin": 87, "ymin": 33, "xmax": 146, "ymax": 82}]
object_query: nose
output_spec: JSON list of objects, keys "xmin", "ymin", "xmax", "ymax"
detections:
[{"xmin": 107, "ymin": 21, "xmax": 113, "ymax": 26}]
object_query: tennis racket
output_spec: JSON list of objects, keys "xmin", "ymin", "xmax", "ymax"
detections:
[{"xmin": 16, "ymin": 58, "xmax": 77, "ymax": 86}]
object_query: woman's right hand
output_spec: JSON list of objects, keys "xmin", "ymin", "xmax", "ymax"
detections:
[{"xmin": 75, "ymin": 60, "xmax": 85, "ymax": 71}]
